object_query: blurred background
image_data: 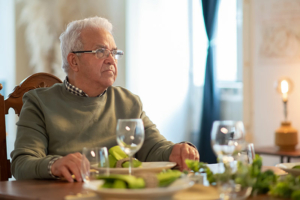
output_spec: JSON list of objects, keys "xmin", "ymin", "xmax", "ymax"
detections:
[{"xmin": 1, "ymin": 0, "xmax": 300, "ymax": 167}]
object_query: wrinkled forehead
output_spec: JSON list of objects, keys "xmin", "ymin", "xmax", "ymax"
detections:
[{"xmin": 80, "ymin": 27, "xmax": 116, "ymax": 49}]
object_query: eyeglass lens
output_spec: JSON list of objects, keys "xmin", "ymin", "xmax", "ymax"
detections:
[{"xmin": 96, "ymin": 49, "xmax": 123, "ymax": 60}]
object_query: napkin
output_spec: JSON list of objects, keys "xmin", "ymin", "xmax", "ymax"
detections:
[
  {"xmin": 97, "ymin": 170, "xmax": 182, "ymax": 189},
  {"xmin": 108, "ymin": 146, "xmax": 142, "ymax": 168}
]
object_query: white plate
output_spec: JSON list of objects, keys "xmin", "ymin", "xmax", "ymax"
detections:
[
  {"xmin": 93, "ymin": 162, "xmax": 177, "ymax": 174},
  {"xmin": 275, "ymin": 162, "xmax": 300, "ymax": 176},
  {"xmin": 83, "ymin": 177, "xmax": 194, "ymax": 200}
]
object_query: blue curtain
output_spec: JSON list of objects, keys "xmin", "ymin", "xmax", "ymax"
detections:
[{"xmin": 198, "ymin": 0, "xmax": 220, "ymax": 164}]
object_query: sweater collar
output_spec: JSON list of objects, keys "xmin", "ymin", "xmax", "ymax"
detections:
[{"xmin": 64, "ymin": 77, "xmax": 106, "ymax": 97}]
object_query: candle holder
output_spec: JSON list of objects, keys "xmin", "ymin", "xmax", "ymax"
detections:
[{"xmin": 274, "ymin": 78, "xmax": 298, "ymax": 151}]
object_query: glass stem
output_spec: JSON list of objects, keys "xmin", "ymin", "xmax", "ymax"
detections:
[{"xmin": 129, "ymin": 156, "xmax": 133, "ymax": 175}]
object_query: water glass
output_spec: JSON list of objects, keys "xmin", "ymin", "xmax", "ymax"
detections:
[
  {"xmin": 81, "ymin": 147, "xmax": 109, "ymax": 182},
  {"xmin": 246, "ymin": 143, "xmax": 255, "ymax": 164},
  {"xmin": 210, "ymin": 121, "xmax": 253, "ymax": 200},
  {"xmin": 234, "ymin": 143, "xmax": 255, "ymax": 164}
]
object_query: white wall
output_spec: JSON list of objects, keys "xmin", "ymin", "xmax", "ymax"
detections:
[{"xmin": 244, "ymin": 0, "xmax": 300, "ymax": 166}]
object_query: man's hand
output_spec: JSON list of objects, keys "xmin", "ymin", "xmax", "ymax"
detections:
[
  {"xmin": 169, "ymin": 143, "xmax": 200, "ymax": 171},
  {"xmin": 51, "ymin": 152, "xmax": 82, "ymax": 182}
]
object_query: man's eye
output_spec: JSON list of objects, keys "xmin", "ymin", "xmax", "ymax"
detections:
[{"xmin": 97, "ymin": 48, "xmax": 106, "ymax": 53}]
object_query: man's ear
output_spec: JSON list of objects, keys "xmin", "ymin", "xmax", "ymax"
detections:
[{"xmin": 67, "ymin": 53, "xmax": 79, "ymax": 72}]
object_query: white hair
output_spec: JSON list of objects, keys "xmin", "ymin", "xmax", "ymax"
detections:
[{"xmin": 59, "ymin": 16, "xmax": 113, "ymax": 74}]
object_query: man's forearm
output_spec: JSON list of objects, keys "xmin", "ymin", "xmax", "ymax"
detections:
[{"xmin": 11, "ymin": 154, "xmax": 60, "ymax": 180}]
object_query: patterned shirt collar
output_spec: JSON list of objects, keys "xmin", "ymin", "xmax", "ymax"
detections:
[{"xmin": 64, "ymin": 77, "xmax": 106, "ymax": 97}]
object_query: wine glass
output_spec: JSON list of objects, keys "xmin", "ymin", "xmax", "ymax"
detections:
[
  {"xmin": 81, "ymin": 147, "xmax": 109, "ymax": 182},
  {"xmin": 211, "ymin": 120, "xmax": 246, "ymax": 164},
  {"xmin": 116, "ymin": 119, "xmax": 145, "ymax": 175},
  {"xmin": 211, "ymin": 121, "xmax": 250, "ymax": 200}
]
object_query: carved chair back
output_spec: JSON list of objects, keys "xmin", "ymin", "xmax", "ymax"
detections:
[{"xmin": 0, "ymin": 73, "xmax": 62, "ymax": 181}]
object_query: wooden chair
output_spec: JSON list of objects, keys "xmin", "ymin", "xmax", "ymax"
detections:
[{"xmin": 0, "ymin": 73, "xmax": 62, "ymax": 181}]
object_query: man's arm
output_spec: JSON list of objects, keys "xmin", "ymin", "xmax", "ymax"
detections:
[
  {"xmin": 11, "ymin": 92, "xmax": 60, "ymax": 179},
  {"xmin": 11, "ymin": 92, "xmax": 83, "ymax": 182}
]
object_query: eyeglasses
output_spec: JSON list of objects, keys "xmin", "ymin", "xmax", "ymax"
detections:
[{"xmin": 72, "ymin": 48, "xmax": 124, "ymax": 60}]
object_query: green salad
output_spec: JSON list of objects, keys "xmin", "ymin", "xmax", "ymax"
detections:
[
  {"xmin": 185, "ymin": 155, "xmax": 300, "ymax": 199},
  {"xmin": 96, "ymin": 169, "xmax": 182, "ymax": 189}
]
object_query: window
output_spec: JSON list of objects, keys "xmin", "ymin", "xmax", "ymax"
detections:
[
  {"xmin": 191, "ymin": 0, "xmax": 243, "ymax": 122},
  {"xmin": 191, "ymin": 0, "xmax": 207, "ymax": 86},
  {"xmin": 0, "ymin": 0, "xmax": 16, "ymax": 171},
  {"xmin": 216, "ymin": 0, "xmax": 239, "ymax": 82},
  {"xmin": 191, "ymin": 0, "xmax": 243, "ymax": 85},
  {"xmin": 126, "ymin": 1, "xmax": 191, "ymax": 143}
]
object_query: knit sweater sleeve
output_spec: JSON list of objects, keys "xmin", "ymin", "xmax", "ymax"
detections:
[
  {"xmin": 10, "ymin": 91, "xmax": 61, "ymax": 180},
  {"xmin": 134, "ymin": 97, "xmax": 175, "ymax": 162}
]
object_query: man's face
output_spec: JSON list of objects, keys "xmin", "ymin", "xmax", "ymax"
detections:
[{"xmin": 76, "ymin": 27, "xmax": 118, "ymax": 89}]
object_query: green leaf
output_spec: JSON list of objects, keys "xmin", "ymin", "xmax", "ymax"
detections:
[
  {"xmin": 292, "ymin": 165, "xmax": 300, "ymax": 169},
  {"xmin": 206, "ymin": 167, "xmax": 216, "ymax": 185},
  {"xmin": 122, "ymin": 159, "xmax": 142, "ymax": 168},
  {"xmin": 291, "ymin": 190, "xmax": 300, "ymax": 200},
  {"xmin": 97, "ymin": 174, "xmax": 145, "ymax": 189},
  {"xmin": 101, "ymin": 180, "xmax": 114, "ymax": 188},
  {"xmin": 108, "ymin": 145, "xmax": 142, "ymax": 168},
  {"xmin": 157, "ymin": 170, "xmax": 182, "ymax": 187},
  {"xmin": 250, "ymin": 155, "xmax": 262, "ymax": 177},
  {"xmin": 269, "ymin": 182, "xmax": 293, "ymax": 198},
  {"xmin": 268, "ymin": 174, "xmax": 300, "ymax": 198},
  {"xmin": 108, "ymin": 154, "xmax": 117, "ymax": 168},
  {"xmin": 185, "ymin": 159, "xmax": 207, "ymax": 172},
  {"xmin": 112, "ymin": 179, "xmax": 127, "ymax": 189},
  {"xmin": 108, "ymin": 146, "xmax": 128, "ymax": 160},
  {"xmin": 252, "ymin": 170, "xmax": 276, "ymax": 195}
]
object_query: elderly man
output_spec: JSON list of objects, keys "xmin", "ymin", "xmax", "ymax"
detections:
[{"xmin": 11, "ymin": 16, "xmax": 199, "ymax": 182}]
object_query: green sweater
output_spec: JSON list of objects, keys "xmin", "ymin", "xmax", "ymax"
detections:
[{"xmin": 11, "ymin": 83, "xmax": 174, "ymax": 180}]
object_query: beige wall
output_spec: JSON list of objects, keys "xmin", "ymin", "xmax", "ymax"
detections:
[
  {"xmin": 15, "ymin": 1, "xmax": 32, "ymax": 84},
  {"xmin": 244, "ymin": 0, "xmax": 300, "ymax": 165}
]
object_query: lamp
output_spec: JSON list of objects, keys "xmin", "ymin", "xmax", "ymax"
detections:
[{"xmin": 274, "ymin": 78, "xmax": 298, "ymax": 151}]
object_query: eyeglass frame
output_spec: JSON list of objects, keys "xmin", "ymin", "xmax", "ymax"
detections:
[{"xmin": 72, "ymin": 48, "xmax": 124, "ymax": 60}]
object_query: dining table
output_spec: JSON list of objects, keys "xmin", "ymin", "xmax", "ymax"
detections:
[
  {"xmin": 0, "ymin": 166, "xmax": 287, "ymax": 200},
  {"xmin": 0, "ymin": 179, "xmax": 275, "ymax": 200}
]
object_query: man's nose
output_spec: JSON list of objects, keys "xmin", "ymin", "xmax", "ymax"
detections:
[{"xmin": 104, "ymin": 53, "xmax": 116, "ymax": 65}]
